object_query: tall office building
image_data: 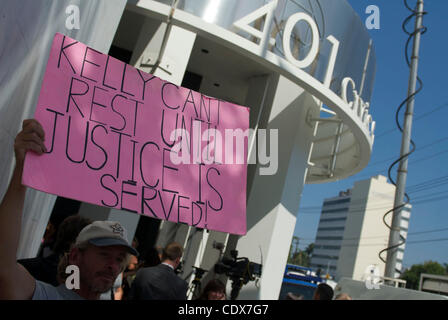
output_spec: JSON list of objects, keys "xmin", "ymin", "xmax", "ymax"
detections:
[
  {"xmin": 310, "ymin": 189, "xmax": 352, "ymax": 276},
  {"xmin": 310, "ymin": 175, "xmax": 411, "ymax": 281}
]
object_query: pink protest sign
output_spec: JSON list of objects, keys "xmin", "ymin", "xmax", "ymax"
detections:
[{"xmin": 23, "ymin": 33, "xmax": 249, "ymax": 235}]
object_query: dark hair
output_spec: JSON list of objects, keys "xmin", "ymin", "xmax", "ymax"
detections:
[
  {"xmin": 197, "ymin": 279, "xmax": 226, "ymax": 300},
  {"xmin": 142, "ymin": 247, "xmax": 162, "ymax": 268},
  {"xmin": 162, "ymin": 242, "xmax": 183, "ymax": 261},
  {"xmin": 52, "ymin": 215, "xmax": 92, "ymax": 255},
  {"xmin": 314, "ymin": 283, "xmax": 334, "ymax": 300},
  {"xmin": 132, "ymin": 237, "xmax": 139, "ymax": 248}
]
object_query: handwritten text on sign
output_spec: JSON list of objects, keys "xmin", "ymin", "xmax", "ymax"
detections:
[{"xmin": 23, "ymin": 33, "xmax": 248, "ymax": 235}]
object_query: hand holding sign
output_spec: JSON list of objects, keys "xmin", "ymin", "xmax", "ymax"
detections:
[
  {"xmin": 23, "ymin": 33, "xmax": 249, "ymax": 235},
  {"xmin": 15, "ymin": 119, "xmax": 47, "ymax": 166}
]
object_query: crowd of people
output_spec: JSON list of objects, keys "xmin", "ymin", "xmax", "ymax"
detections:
[{"xmin": 0, "ymin": 119, "xmax": 351, "ymax": 300}]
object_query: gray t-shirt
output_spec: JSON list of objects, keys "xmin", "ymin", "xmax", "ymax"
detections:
[{"xmin": 32, "ymin": 280, "xmax": 84, "ymax": 300}]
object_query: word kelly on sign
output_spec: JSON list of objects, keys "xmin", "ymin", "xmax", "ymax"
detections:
[{"xmin": 23, "ymin": 33, "xmax": 249, "ymax": 235}]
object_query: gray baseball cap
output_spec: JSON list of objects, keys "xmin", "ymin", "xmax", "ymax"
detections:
[{"xmin": 75, "ymin": 221, "xmax": 138, "ymax": 256}]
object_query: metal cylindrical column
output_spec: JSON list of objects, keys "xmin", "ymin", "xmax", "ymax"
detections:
[{"xmin": 385, "ymin": 0, "xmax": 424, "ymax": 279}]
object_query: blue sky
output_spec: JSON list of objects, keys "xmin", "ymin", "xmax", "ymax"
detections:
[{"xmin": 293, "ymin": 0, "xmax": 448, "ymax": 269}]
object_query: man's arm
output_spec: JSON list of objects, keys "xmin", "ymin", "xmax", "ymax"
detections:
[{"xmin": 0, "ymin": 119, "xmax": 47, "ymax": 299}]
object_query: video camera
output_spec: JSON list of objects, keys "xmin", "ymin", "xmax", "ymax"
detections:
[
  {"xmin": 174, "ymin": 261, "xmax": 183, "ymax": 275},
  {"xmin": 214, "ymin": 250, "xmax": 262, "ymax": 299}
]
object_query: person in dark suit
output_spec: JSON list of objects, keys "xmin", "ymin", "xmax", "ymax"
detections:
[{"xmin": 129, "ymin": 242, "xmax": 188, "ymax": 300}]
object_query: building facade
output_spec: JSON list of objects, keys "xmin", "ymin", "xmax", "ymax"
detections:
[
  {"xmin": 309, "ymin": 175, "xmax": 411, "ymax": 282},
  {"xmin": 310, "ymin": 189, "xmax": 352, "ymax": 276},
  {"xmin": 396, "ymin": 204, "xmax": 411, "ymax": 278},
  {"xmin": 1, "ymin": 0, "xmax": 377, "ymax": 299}
]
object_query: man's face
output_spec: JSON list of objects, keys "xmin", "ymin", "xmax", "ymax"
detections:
[
  {"xmin": 127, "ymin": 255, "xmax": 138, "ymax": 271},
  {"xmin": 72, "ymin": 245, "xmax": 127, "ymax": 294}
]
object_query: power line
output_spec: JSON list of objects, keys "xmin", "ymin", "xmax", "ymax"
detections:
[
  {"xmin": 352, "ymin": 146, "xmax": 448, "ymax": 181},
  {"xmin": 298, "ymin": 173, "xmax": 448, "ymax": 214},
  {"xmin": 368, "ymin": 135, "xmax": 448, "ymax": 168},
  {"xmin": 296, "ymin": 226, "xmax": 448, "ymax": 242},
  {"xmin": 296, "ymin": 237, "xmax": 448, "ymax": 247},
  {"xmin": 410, "ymin": 189, "xmax": 448, "ymax": 200},
  {"xmin": 410, "ymin": 148, "xmax": 448, "ymax": 165},
  {"xmin": 375, "ymin": 101, "xmax": 448, "ymax": 138},
  {"xmin": 407, "ymin": 174, "xmax": 448, "ymax": 189},
  {"xmin": 406, "ymin": 237, "xmax": 448, "ymax": 245},
  {"xmin": 408, "ymin": 177, "xmax": 448, "ymax": 193},
  {"xmin": 298, "ymin": 187, "xmax": 447, "ymax": 214},
  {"xmin": 408, "ymin": 227, "xmax": 448, "ymax": 236}
]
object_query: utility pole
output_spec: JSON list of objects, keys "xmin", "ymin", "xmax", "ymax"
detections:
[
  {"xmin": 385, "ymin": 0, "xmax": 425, "ymax": 279},
  {"xmin": 290, "ymin": 236, "xmax": 299, "ymax": 261}
]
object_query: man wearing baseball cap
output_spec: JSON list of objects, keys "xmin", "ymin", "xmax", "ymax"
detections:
[{"xmin": 0, "ymin": 119, "xmax": 137, "ymax": 300}]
